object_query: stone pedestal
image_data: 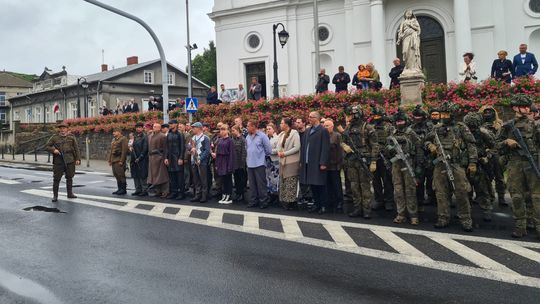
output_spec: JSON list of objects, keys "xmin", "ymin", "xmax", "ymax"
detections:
[{"xmin": 399, "ymin": 72, "xmax": 425, "ymax": 105}]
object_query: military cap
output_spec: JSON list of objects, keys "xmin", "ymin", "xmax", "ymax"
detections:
[
  {"xmin": 168, "ymin": 119, "xmax": 178, "ymax": 124},
  {"xmin": 191, "ymin": 122, "xmax": 203, "ymax": 128},
  {"xmin": 392, "ymin": 108, "xmax": 410, "ymax": 123},
  {"xmin": 412, "ymin": 104, "xmax": 427, "ymax": 117},
  {"xmin": 113, "ymin": 127, "xmax": 123, "ymax": 132},
  {"xmin": 510, "ymin": 94, "xmax": 533, "ymax": 107},
  {"xmin": 161, "ymin": 123, "xmax": 169, "ymax": 128}
]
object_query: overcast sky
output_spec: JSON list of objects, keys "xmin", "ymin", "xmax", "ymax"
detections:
[{"xmin": 0, "ymin": 0, "xmax": 215, "ymax": 76}]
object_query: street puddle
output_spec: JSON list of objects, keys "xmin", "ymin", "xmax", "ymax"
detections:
[
  {"xmin": 0, "ymin": 267, "xmax": 64, "ymax": 304},
  {"xmin": 23, "ymin": 206, "xmax": 66, "ymax": 213}
]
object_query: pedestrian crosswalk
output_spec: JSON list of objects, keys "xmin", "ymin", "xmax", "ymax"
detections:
[{"xmin": 21, "ymin": 189, "xmax": 540, "ymax": 289}]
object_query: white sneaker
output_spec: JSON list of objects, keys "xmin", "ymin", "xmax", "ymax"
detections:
[
  {"xmin": 222, "ymin": 195, "xmax": 232, "ymax": 205},
  {"xmin": 218, "ymin": 195, "xmax": 226, "ymax": 204}
]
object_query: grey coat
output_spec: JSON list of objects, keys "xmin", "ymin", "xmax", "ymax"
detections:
[{"xmin": 299, "ymin": 124, "xmax": 330, "ymax": 186}]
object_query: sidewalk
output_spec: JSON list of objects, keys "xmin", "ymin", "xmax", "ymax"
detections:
[{"xmin": 0, "ymin": 153, "xmax": 111, "ymax": 174}]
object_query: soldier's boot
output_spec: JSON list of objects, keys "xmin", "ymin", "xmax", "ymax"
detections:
[
  {"xmin": 348, "ymin": 207, "xmax": 363, "ymax": 218},
  {"xmin": 393, "ymin": 215, "xmax": 407, "ymax": 224},
  {"xmin": 362, "ymin": 208, "xmax": 372, "ymax": 219},
  {"xmin": 526, "ymin": 219, "xmax": 536, "ymax": 231},
  {"xmin": 483, "ymin": 210, "xmax": 492, "ymax": 222},
  {"xmin": 511, "ymin": 228, "xmax": 527, "ymax": 238},
  {"xmin": 498, "ymin": 193, "xmax": 509, "ymax": 207},
  {"xmin": 384, "ymin": 201, "xmax": 395, "ymax": 212},
  {"xmin": 434, "ymin": 219, "xmax": 449, "ymax": 229},
  {"xmin": 462, "ymin": 223, "xmax": 473, "ymax": 233},
  {"xmin": 410, "ymin": 218, "xmax": 419, "ymax": 225},
  {"xmin": 116, "ymin": 182, "xmax": 127, "ymax": 195},
  {"xmin": 66, "ymin": 179, "xmax": 77, "ymax": 199},
  {"xmin": 52, "ymin": 181, "xmax": 60, "ymax": 202},
  {"xmin": 112, "ymin": 182, "xmax": 121, "ymax": 195}
]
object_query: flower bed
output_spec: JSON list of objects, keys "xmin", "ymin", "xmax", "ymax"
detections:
[{"xmin": 19, "ymin": 77, "xmax": 540, "ymax": 134}]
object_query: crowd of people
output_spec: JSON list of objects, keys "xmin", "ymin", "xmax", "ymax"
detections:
[{"xmin": 45, "ymin": 92, "xmax": 540, "ymax": 241}]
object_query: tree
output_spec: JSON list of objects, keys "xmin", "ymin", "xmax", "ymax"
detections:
[{"xmin": 190, "ymin": 41, "xmax": 217, "ymax": 87}]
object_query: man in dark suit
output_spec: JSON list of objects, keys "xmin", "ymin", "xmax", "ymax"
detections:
[
  {"xmin": 389, "ymin": 58, "xmax": 404, "ymax": 88},
  {"xmin": 129, "ymin": 100, "xmax": 140, "ymax": 113},
  {"xmin": 249, "ymin": 77, "xmax": 262, "ymax": 100},
  {"xmin": 300, "ymin": 111, "xmax": 330, "ymax": 214},
  {"xmin": 332, "ymin": 66, "xmax": 351, "ymax": 93},
  {"xmin": 206, "ymin": 86, "xmax": 219, "ymax": 105},
  {"xmin": 513, "ymin": 44, "xmax": 538, "ymax": 77}
]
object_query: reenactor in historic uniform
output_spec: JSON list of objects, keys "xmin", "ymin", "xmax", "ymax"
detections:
[
  {"xmin": 108, "ymin": 128, "xmax": 129, "ymax": 195},
  {"xmin": 342, "ymin": 105, "xmax": 379, "ymax": 218},
  {"xmin": 463, "ymin": 112, "xmax": 497, "ymax": 222},
  {"xmin": 425, "ymin": 101, "xmax": 477, "ymax": 232},
  {"xmin": 386, "ymin": 109, "xmax": 420, "ymax": 225},
  {"xmin": 130, "ymin": 122, "xmax": 149, "ymax": 196},
  {"xmin": 497, "ymin": 94, "xmax": 540, "ymax": 239},
  {"xmin": 165, "ymin": 119, "xmax": 186, "ymax": 199},
  {"xmin": 411, "ymin": 105, "xmax": 437, "ymax": 207},
  {"xmin": 479, "ymin": 105, "xmax": 508, "ymax": 207},
  {"xmin": 370, "ymin": 105, "xmax": 394, "ymax": 211},
  {"xmin": 45, "ymin": 123, "xmax": 81, "ymax": 202}
]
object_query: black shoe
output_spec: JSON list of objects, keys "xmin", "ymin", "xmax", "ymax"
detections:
[
  {"xmin": 318, "ymin": 207, "xmax": 327, "ymax": 215},
  {"xmin": 348, "ymin": 208, "xmax": 362, "ymax": 217},
  {"xmin": 363, "ymin": 212, "xmax": 372, "ymax": 219},
  {"xmin": 175, "ymin": 193, "xmax": 186, "ymax": 200},
  {"xmin": 116, "ymin": 189, "xmax": 127, "ymax": 195},
  {"xmin": 199, "ymin": 196, "xmax": 208, "ymax": 203},
  {"xmin": 190, "ymin": 196, "xmax": 201, "ymax": 202},
  {"xmin": 112, "ymin": 189, "xmax": 120, "ymax": 195},
  {"xmin": 138, "ymin": 191, "xmax": 148, "ymax": 197},
  {"xmin": 308, "ymin": 206, "xmax": 320, "ymax": 213},
  {"xmin": 52, "ymin": 197, "xmax": 58, "ymax": 203},
  {"xmin": 260, "ymin": 202, "xmax": 269, "ymax": 209},
  {"xmin": 434, "ymin": 221, "xmax": 449, "ymax": 229},
  {"xmin": 511, "ymin": 228, "xmax": 527, "ymax": 238},
  {"xmin": 462, "ymin": 225, "xmax": 473, "ymax": 233},
  {"xmin": 166, "ymin": 193, "xmax": 177, "ymax": 199},
  {"xmin": 384, "ymin": 202, "xmax": 394, "ymax": 211},
  {"xmin": 247, "ymin": 202, "xmax": 258, "ymax": 208},
  {"xmin": 131, "ymin": 191, "xmax": 141, "ymax": 196}
]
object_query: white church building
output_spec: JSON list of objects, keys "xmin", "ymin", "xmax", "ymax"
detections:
[{"xmin": 209, "ymin": 0, "xmax": 540, "ymax": 98}]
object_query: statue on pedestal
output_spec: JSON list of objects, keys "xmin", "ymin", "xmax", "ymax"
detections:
[{"xmin": 397, "ymin": 10, "xmax": 423, "ymax": 76}]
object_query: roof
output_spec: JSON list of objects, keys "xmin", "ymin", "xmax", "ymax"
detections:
[{"xmin": 0, "ymin": 72, "xmax": 33, "ymax": 88}]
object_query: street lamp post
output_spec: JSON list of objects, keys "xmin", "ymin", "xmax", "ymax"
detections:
[
  {"xmin": 185, "ymin": 0, "xmax": 197, "ymax": 123},
  {"xmin": 272, "ymin": 23, "xmax": 289, "ymax": 99}
]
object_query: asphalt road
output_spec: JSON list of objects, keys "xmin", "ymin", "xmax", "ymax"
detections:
[{"xmin": 0, "ymin": 165, "xmax": 539, "ymax": 304}]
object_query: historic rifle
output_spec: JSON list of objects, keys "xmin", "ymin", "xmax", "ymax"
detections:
[
  {"xmin": 53, "ymin": 142, "xmax": 68, "ymax": 174},
  {"xmin": 432, "ymin": 130, "xmax": 456, "ymax": 191},
  {"xmin": 509, "ymin": 120, "xmax": 540, "ymax": 179}
]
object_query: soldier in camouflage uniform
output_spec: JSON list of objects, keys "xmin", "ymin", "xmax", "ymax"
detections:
[
  {"xmin": 425, "ymin": 101, "xmax": 477, "ymax": 232},
  {"xmin": 342, "ymin": 105, "xmax": 379, "ymax": 218},
  {"xmin": 411, "ymin": 105, "xmax": 437, "ymax": 207},
  {"xmin": 497, "ymin": 94, "xmax": 540, "ymax": 239},
  {"xmin": 463, "ymin": 112, "xmax": 496, "ymax": 222},
  {"xmin": 45, "ymin": 123, "xmax": 81, "ymax": 202},
  {"xmin": 386, "ymin": 109, "xmax": 420, "ymax": 225},
  {"xmin": 370, "ymin": 105, "xmax": 394, "ymax": 211},
  {"xmin": 480, "ymin": 105, "xmax": 508, "ymax": 207}
]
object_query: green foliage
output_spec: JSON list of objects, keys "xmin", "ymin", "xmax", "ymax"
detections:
[{"xmin": 190, "ymin": 41, "xmax": 217, "ymax": 87}]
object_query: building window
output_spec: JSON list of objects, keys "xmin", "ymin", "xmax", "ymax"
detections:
[
  {"xmin": 0, "ymin": 109, "xmax": 6, "ymax": 124},
  {"xmin": 318, "ymin": 26, "xmax": 330, "ymax": 42},
  {"xmin": 248, "ymin": 34, "xmax": 261, "ymax": 49},
  {"xmin": 531, "ymin": 0, "xmax": 540, "ymax": 13},
  {"xmin": 69, "ymin": 102, "xmax": 77, "ymax": 119},
  {"xmin": 245, "ymin": 32, "xmax": 263, "ymax": 52},
  {"xmin": 45, "ymin": 106, "xmax": 51, "ymax": 123},
  {"xmin": 88, "ymin": 99, "xmax": 96, "ymax": 117},
  {"xmin": 35, "ymin": 107, "xmax": 42, "ymax": 123},
  {"xmin": 0, "ymin": 92, "xmax": 5, "ymax": 107},
  {"xmin": 144, "ymin": 70, "xmax": 154, "ymax": 84},
  {"xmin": 168, "ymin": 72, "xmax": 175, "ymax": 85},
  {"xmin": 25, "ymin": 108, "xmax": 32, "ymax": 123}
]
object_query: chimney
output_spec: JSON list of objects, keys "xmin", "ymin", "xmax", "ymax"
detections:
[
  {"xmin": 101, "ymin": 64, "xmax": 108, "ymax": 72},
  {"xmin": 127, "ymin": 56, "xmax": 139, "ymax": 66}
]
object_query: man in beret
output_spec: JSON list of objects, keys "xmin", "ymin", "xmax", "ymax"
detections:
[
  {"xmin": 45, "ymin": 123, "xmax": 81, "ymax": 202},
  {"xmin": 165, "ymin": 119, "xmax": 186, "ymax": 199},
  {"xmin": 109, "ymin": 128, "xmax": 129, "ymax": 195}
]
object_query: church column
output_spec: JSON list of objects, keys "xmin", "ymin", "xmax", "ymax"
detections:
[
  {"xmin": 454, "ymin": 0, "xmax": 472, "ymax": 75},
  {"xmin": 370, "ymin": 0, "xmax": 387, "ymax": 86}
]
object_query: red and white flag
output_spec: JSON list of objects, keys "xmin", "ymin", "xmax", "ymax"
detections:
[{"xmin": 53, "ymin": 102, "xmax": 60, "ymax": 114}]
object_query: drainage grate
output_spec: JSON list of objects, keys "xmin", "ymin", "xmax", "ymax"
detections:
[{"xmin": 23, "ymin": 206, "xmax": 66, "ymax": 213}]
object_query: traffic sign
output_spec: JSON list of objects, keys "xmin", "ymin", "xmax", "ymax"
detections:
[{"xmin": 185, "ymin": 98, "xmax": 198, "ymax": 113}]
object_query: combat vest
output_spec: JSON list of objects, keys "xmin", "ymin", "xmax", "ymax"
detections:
[
  {"xmin": 502, "ymin": 117, "xmax": 539, "ymax": 159},
  {"xmin": 433, "ymin": 122, "xmax": 471, "ymax": 166},
  {"xmin": 343, "ymin": 121, "xmax": 376, "ymax": 162}
]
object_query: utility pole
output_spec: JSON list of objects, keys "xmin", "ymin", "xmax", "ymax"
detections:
[{"xmin": 186, "ymin": 0, "xmax": 193, "ymax": 123}]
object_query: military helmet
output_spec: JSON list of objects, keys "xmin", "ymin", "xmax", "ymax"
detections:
[
  {"xmin": 510, "ymin": 94, "xmax": 533, "ymax": 107},
  {"xmin": 371, "ymin": 105, "xmax": 386, "ymax": 116},
  {"xmin": 412, "ymin": 104, "xmax": 427, "ymax": 117},
  {"xmin": 392, "ymin": 108, "xmax": 410, "ymax": 124},
  {"xmin": 463, "ymin": 112, "xmax": 483, "ymax": 129}
]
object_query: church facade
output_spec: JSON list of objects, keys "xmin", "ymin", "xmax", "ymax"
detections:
[{"xmin": 209, "ymin": 0, "xmax": 540, "ymax": 97}]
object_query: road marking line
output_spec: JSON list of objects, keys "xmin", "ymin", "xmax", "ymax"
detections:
[
  {"xmin": 281, "ymin": 218, "xmax": 303, "ymax": 239},
  {"xmin": 148, "ymin": 205, "xmax": 166, "ymax": 216},
  {"xmin": 176, "ymin": 206, "xmax": 193, "ymax": 219},
  {"xmin": 207, "ymin": 210, "xmax": 224, "ymax": 225},
  {"xmin": 119, "ymin": 201, "xmax": 138, "ymax": 211},
  {"xmin": 323, "ymin": 224, "xmax": 358, "ymax": 248},
  {"xmin": 21, "ymin": 189, "xmax": 540, "ymax": 289},
  {"xmin": 243, "ymin": 214, "xmax": 259, "ymax": 231},
  {"xmin": 40, "ymin": 186, "xmax": 53, "ymax": 189},
  {"xmin": 0, "ymin": 178, "xmax": 21, "ymax": 185},
  {"xmin": 83, "ymin": 171, "xmax": 110, "ymax": 176},
  {"xmin": 373, "ymin": 230, "xmax": 432, "ymax": 259},
  {"xmin": 38, "ymin": 191, "xmax": 540, "ymax": 249},
  {"xmin": 496, "ymin": 243, "xmax": 540, "ymax": 264},
  {"xmin": 430, "ymin": 236, "xmax": 520, "ymax": 275}
]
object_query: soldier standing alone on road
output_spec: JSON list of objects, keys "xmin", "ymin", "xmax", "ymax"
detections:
[
  {"xmin": 425, "ymin": 101, "xmax": 477, "ymax": 232},
  {"xmin": 109, "ymin": 128, "xmax": 129, "ymax": 195},
  {"xmin": 497, "ymin": 94, "xmax": 540, "ymax": 239},
  {"xmin": 45, "ymin": 123, "xmax": 81, "ymax": 202}
]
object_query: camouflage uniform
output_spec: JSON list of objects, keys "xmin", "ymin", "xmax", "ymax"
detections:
[
  {"xmin": 342, "ymin": 106, "xmax": 379, "ymax": 218},
  {"xmin": 464, "ymin": 112, "xmax": 496, "ymax": 221},
  {"xmin": 45, "ymin": 125, "xmax": 81, "ymax": 202},
  {"xmin": 411, "ymin": 105, "xmax": 437, "ymax": 207},
  {"xmin": 386, "ymin": 110, "xmax": 420, "ymax": 224},
  {"xmin": 370, "ymin": 106, "xmax": 394, "ymax": 210},
  {"xmin": 497, "ymin": 94, "xmax": 540, "ymax": 238},
  {"xmin": 425, "ymin": 102, "xmax": 477, "ymax": 231}
]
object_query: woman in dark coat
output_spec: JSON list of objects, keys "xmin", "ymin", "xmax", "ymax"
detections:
[
  {"xmin": 231, "ymin": 126, "xmax": 247, "ymax": 202},
  {"xmin": 214, "ymin": 124, "xmax": 236, "ymax": 204},
  {"xmin": 130, "ymin": 123, "xmax": 149, "ymax": 196},
  {"xmin": 491, "ymin": 50, "xmax": 513, "ymax": 84}
]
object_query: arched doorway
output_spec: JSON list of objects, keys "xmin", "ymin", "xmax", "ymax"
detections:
[
  {"xmin": 396, "ymin": 16, "xmax": 447, "ymax": 84},
  {"xmin": 529, "ymin": 28, "xmax": 540, "ymax": 57}
]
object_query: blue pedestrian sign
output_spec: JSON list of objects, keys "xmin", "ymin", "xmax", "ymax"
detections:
[{"xmin": 185, "ymin": 98, "xmax": 198, "ymax": 113}]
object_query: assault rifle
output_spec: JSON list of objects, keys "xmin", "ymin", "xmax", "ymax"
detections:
[
  {"xmin": 509, "ymin": 121, "xmax": 540, "ymax": 179},
  {"xmin": 432, "ymin": 131, "xmax": 456, "ymax": 191},
  {"xmin": 345, "ymin": 134, "xmax": 374, "ymax": 180},
  {"xmin": 388, "ymin": 136, "xmax": 418, "ymax": 185}
]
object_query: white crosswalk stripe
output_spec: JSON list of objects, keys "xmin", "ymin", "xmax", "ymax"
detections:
[
  {"xmin": 0, "ymin": 178, "xmax": 21, "ymax": 185},
  {"xmin": 21, "ymin": 189, "xmax": 540, "ymax": 289}
]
